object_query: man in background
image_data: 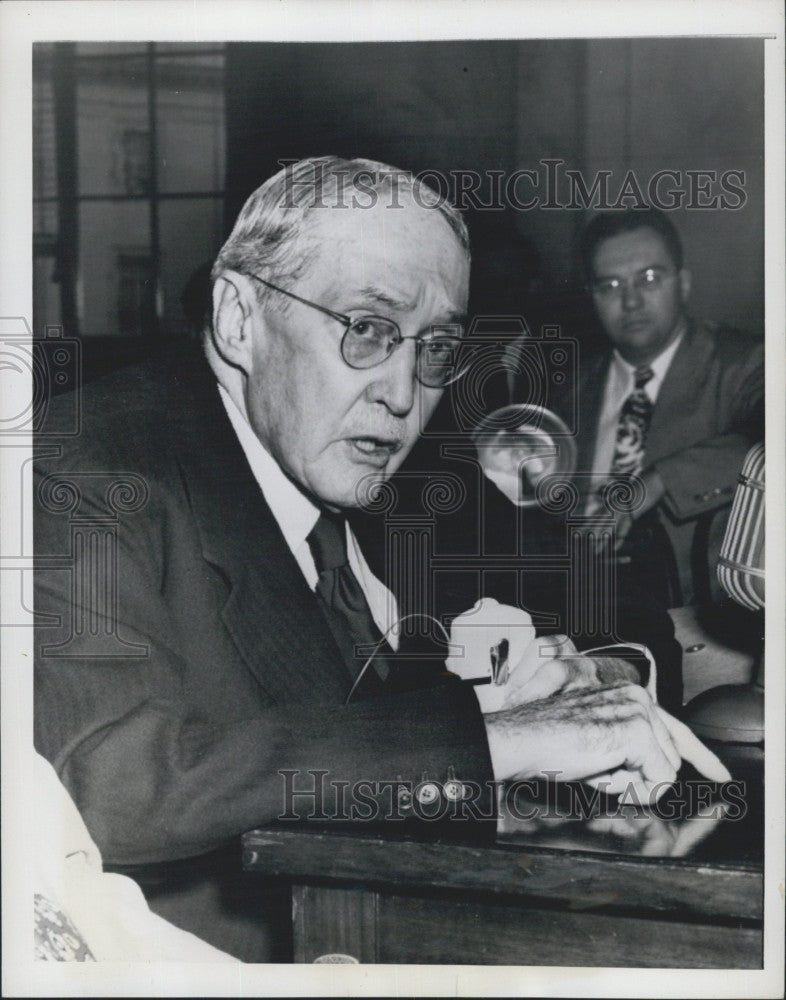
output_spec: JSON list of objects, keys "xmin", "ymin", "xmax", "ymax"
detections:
[{"xmin": 558, "ymin": 207, "xmax": 762, "ymax": 607}]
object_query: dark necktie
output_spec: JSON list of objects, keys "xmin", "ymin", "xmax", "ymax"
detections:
[
  {"xmin": 307, "ymin": 510, "xmax": 392, "ymax": 692},
  {"xmin": 610, "ymin": 365, "xmax": 654, "ymax": 478}
]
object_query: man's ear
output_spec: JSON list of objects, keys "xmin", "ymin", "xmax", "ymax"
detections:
[
  {"xmin": 211, "ymin": 271, "xmax": 260, "ymax": 374},
  {"xmin": 678, "ymin": 267, "xmax": 692, "ymax": 303}
]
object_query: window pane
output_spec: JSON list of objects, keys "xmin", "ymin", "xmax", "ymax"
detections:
[
  {"xmin": 33, "ymin": 256, "xmax": 63, "ymax": 338},
  {"xmin": 33, "ymin": 47, "xmax": 58, "ymax": 238},
  {"xmin": 76, "ymin": 57, "xmax": 149, "ymax": 197},
  {"xmin": 156, "ymin": 54, "xmax": 225, "ymax": 193},
  {"xmin": 159, "ymin": 198, "xmax": 224, "ymax": 338},
  {"xmin": 79, "ymin": 202, "xmax": 152, "ymax": 337}
]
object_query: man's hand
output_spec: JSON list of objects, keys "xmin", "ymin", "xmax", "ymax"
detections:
[
  {"xmin": 445, "ymin": 601, "xmax": 644, "ymax": 714},
  {"xmin": 609, "ymin": 467, "xmax": 665, "ymax": 551},
  {"xmin": 498, "ymin": 634, "xmax": 640, "ymax": 709},
  {"xmin": 582, "ymin": 466, "xmax": 667, "ymax": 552},
  {"xmin": 483, "ymin": 682, "xmax": 730, "ymax": 804}
]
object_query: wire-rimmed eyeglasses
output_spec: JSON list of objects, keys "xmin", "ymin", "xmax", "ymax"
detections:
[
  {"xmin": 589, "ymin": 266, "xmax": 678, "ymax": 300},
  {"xmin": 247, "ymin": 273, "xmax": 467, "ymax": 388}
]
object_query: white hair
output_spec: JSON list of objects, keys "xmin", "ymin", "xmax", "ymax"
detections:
[{"xmin": 211, "ymin": 156, "xmax": 470, "ymax": 299}]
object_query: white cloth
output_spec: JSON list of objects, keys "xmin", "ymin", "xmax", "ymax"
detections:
[
  {"xmin": 218, "ymin": 385, "xmax": 399, "ymax": 648},
  {"xmin": 33, "ymin": 754, "xmax": 236, "ymax": 962},
  {"xmin": 590, "ymin": 332, "xmax": 684, "ymax": 485}
]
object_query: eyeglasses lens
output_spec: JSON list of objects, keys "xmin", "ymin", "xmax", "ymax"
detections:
[
  {"xmin": 593, "ymin": 268, "xmax": 670, "ymax": 298},
  {"xmin": 342, "ymin": 317, "xmax": 398, "ymax": 367},
  {"xmin": 418, "ymin": 337, "xmax": 462, "ymax": 387},
  {"xmin": 342, "ymin": 318, "xmax": 464, "ymax": 388}
]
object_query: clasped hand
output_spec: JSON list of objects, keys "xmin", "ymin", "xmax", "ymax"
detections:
[{"xmin": 446, "ymin": 599, "xmax": 730, "ymax": 804}]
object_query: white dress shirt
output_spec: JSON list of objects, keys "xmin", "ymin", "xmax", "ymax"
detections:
[
  {"xmin": 590, "ymin": 332, "xmax": 684, "ymax": 485},
  {"xmin": 218, "ymin": 385, "xmax": 399, "ymax": 648}
]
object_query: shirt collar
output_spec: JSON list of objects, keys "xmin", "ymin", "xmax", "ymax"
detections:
[
  {"xmin": 217, "ymin": 384, "xmax": 320, "ymax": 555},
  {"xmin": 611, "ymin": 324, "xmax": 685, "ymax": 392}
]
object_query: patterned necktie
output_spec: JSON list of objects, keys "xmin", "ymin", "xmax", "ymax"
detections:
[
  {"xmin": 610, "ymin": 365, "xmax": 654, "ymax": 478},
  {"xmin": 307, "ymin": 510, "xmax": 391, "ymax": 691}
]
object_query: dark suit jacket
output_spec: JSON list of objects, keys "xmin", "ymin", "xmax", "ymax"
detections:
[
  {"xmin": 552, "ymin": 319, "xmax": 764, "ymax": 604},
  {"xmin": 34, "ymin": 352, "xmax": 493, "ymax": 961}
]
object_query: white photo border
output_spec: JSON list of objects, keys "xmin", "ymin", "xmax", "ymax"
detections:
[{"xmin": 2, "ymin": 2, "xmax": 783, "ymax": 996}]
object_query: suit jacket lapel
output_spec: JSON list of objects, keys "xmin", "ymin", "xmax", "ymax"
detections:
[
  {"xmin": 574, "ymin": 350, "xmax": 608, "ymax": 477},
  {"xmin": 646, "ymin": 319, "xmax": 710, "ymax": 465},
  {"xmin": 166, "ymin": 353, "xmax": 352, "ymax": 705}
]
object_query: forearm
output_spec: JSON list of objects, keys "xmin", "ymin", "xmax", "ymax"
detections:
[
  {"xmin": 38, "ymin": 674, "xmax": 494, "ymax": 865},
  {"xmin": 650, "ymin": 433, "xmax": 757, "ymax": 521},
  {"xmin": 482, "ymin": 683, "xmax": 650, "ymax": 785}
]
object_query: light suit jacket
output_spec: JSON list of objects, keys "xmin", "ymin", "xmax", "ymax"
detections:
[{"xmin": 557, "ymin": 318, "xmax": 763, "ymax": 603}]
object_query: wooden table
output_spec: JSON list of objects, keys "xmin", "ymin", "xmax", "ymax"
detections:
[
  {"xmin": 243, "ymin": 609, "xmax": 763, "ymax": 967},
  {"xmin": 242, "ymin": 821, "xmax": 762, "ymax": 967}
]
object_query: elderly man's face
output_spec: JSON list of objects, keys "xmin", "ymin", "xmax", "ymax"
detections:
[
  {"xmin": 243, "ymin": 199, "xmax": 469, "ymax": 507},
  {"xmin": 590, "ymin": 227, "xmax": 690, "ymax": 366}
]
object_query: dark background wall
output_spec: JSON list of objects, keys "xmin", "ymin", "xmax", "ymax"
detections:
[
  {"xmin": 226, "ymin": 38, "xmax": 764, "ymax": 336},
  {"xmin": 34, "ymin": 37, "xmax": 764, "ymax": 390}
]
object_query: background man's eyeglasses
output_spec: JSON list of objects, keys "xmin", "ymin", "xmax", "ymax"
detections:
[
  {"xmin": 247, "ymin": 273, "xmax": 466, "ymax": 388},
  {"xmin": 589, "ymin": 267, "xmax": 677, "ymax": 300}
]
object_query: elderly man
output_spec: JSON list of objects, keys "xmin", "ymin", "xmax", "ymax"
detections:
[{"xmin": 35, "ymin": 160, "xmax": 713, "ymax": 962}]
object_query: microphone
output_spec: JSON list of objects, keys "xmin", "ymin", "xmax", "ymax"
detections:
[
  {"xmin": 685, "ymin": 443, "xmax": 764, "ymax": 747},
  {"xmin": 717, "ymin": 442, "xmax": 765, "ymax": 610}
]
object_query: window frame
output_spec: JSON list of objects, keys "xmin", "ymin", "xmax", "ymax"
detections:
[{"xmin": 33, "ymin": 41, "xmax": 226, "ymax": 339}]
